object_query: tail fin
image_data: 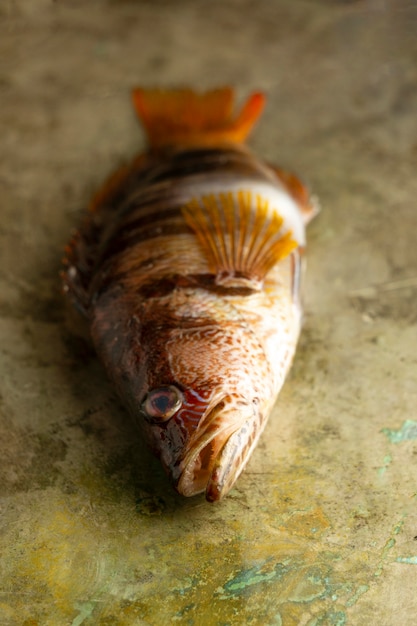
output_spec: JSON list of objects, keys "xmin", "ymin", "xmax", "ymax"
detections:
[{"xmin": 131, "ymin": 87, "xmax": 265, "ymax": 149}]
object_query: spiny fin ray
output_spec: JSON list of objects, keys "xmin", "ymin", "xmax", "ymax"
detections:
[{"xmin": 182, "ymin": 190, "xmax": 298, "ymax": 289}]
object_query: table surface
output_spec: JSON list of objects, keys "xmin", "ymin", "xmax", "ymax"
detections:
[{"xmin": 1, "ymin": 1, "xmax": 417, "ymax": 624}]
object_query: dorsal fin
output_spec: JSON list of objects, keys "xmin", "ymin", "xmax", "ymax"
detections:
[
  {"xmin": 131, "ymin": 87, "xmax": 265, "ymax": 149},
  {"xmin": 182, "ymin": 190, "xmax": 298, "ymax": 290}
]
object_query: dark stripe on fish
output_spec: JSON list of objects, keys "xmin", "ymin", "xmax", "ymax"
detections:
[
  {"xmin": 136, "ymin": 147, "xmax": 268, "ymax": 182},
  {"xmin": 137, "ymin": 274, "xmax": 259, "ymax": 299},
  {"xmin": 97, "ymin": 214, "xmax": 189, "ymax": 265},
  {"xmin": 92, "ymin": 270, "xmax": 259, "ymax": 302}
]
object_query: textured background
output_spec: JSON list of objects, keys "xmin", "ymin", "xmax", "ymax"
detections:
[{"xmin": 1, "ymin": 1, "xmax": 417, "ymax": 624}]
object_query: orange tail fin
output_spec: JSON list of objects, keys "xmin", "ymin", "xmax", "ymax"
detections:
[{"xmin": 131, "ymin": 87, "xmax": 265, "ymax": 149}]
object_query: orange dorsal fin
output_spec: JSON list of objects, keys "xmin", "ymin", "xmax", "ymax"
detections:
[{"xmin": 131, "ymin": 87, "xmax": 265, "ymax": 149}]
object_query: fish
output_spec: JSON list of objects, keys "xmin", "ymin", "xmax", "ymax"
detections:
[{"xmin": 62, "ymin": 86, "xmax": 318, "ymax": 502}]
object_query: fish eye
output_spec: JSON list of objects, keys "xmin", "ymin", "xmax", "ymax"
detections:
[{"xmin": 142, "ymin": 385, "xmax": 183, "ymax": 423}]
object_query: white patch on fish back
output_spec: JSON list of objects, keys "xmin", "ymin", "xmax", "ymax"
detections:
[{"xmin": 177, "ymin": 177, "xmax": 306, "ymax": 246}]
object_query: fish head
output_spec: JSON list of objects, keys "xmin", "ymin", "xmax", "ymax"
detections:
[
  {"xmin": 140, "ymin": 383, "xmax": 264, "ymax": 502},
  {"xmin": 138, "ymin": 308, "xmax": 274, "ymax": 502},
  {"xmin": 92, "ymin": 291, "xmax": 275, "ymax": 501}
]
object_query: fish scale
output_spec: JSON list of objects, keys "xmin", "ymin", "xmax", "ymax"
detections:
[{"xmin": 63, "ymin": 86, "xmax": 317, "ymax": 501}]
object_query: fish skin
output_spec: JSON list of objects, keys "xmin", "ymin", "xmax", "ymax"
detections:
[{"xmin": 63, "ymin": 89, "xmax": 316, "ymax": 501}]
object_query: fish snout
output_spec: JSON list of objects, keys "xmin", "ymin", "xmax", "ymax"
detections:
[
  {"xmin": 175, "ymin": 398, "xmax": 260, "ymax": 501},
  {"xmin": 205, "ymin": 414, "xmax": 260, "ymax": 501}
]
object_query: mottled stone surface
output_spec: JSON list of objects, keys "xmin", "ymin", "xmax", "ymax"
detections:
[{"xmin": 1, "ymin": 1, "xmax": 417, "ymax": 624}]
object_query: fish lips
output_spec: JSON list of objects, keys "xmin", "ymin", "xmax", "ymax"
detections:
[
  {"xmin": 174, "ymin": 401, "xmax": 259, "ymax": 502},
  {"xmin": 205, "ymin": 416, "xmax": 260, "ymax": 502}
]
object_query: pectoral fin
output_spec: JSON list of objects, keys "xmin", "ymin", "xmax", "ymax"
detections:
[{"xmin": 182, "ymin": 190, "xmax": 298, "ymax": 289}]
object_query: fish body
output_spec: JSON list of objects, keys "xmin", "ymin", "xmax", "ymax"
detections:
[{"xmin": 63, "ymin": 87, "xmax": 317, "ymax": 501}]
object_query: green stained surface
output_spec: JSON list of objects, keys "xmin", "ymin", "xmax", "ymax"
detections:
[
  {"xmin": 377, "ymin": 454, "xmax": 392, "ymax": 477},
  {"xmin": 1, "ymin": 1, "xmax": 417, "ymax": 624},
  {"xmin": 396, "ymin": 557, "xmax": 417, "ymax": 565},
  {"xmin": 382, "ymin": 420, "xmax": 417, "ymax": 444}
]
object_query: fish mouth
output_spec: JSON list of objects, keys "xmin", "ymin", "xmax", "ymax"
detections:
[
  {"xmin": 205, "ymin": 417, "xmax": 259, "ymax": 502},
  {"xmin": 175, "ymin": 400, "xmax": 259, "ymax": 501}
]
